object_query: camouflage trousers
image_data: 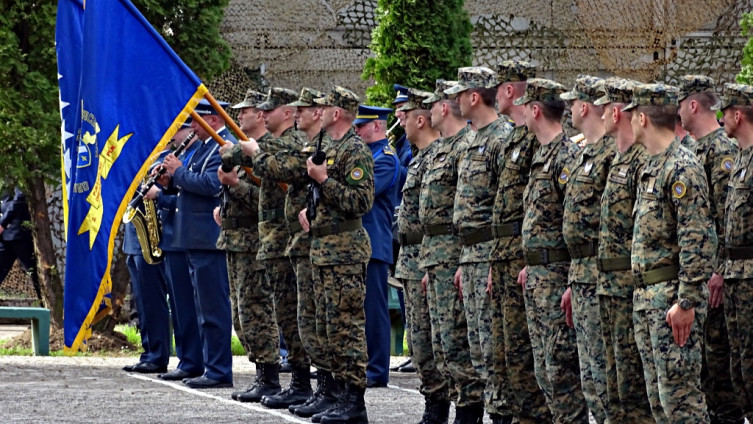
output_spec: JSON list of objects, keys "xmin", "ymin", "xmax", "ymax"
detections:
[
  {"xmin": 524, "ymin": 264, "xmax": 589, "ymax": 424},
  {"xmin": 292, "ymin": 256, "xmax": 329, "ymax": 372},
  {"xmin": 226, "ymin": 250, "xmax": 261, "ymax": 357},
  {"xmin": 633, "ymin": 283, "xmax": 709, "ymax": 424},
  {"xmin": 571, "ymin": 283, "xmax": 609, "ymax": 424},
  {"xmin": 425, "ymin": 263, "xmax": 484, "ymax": 407},
  {"xmin": 490, "ymin": 258, "xmax": 551, "ymax": 424},
  {"xmin": 598, "ymin": 294, "xmax": 652, "ymax": 424},
  {"xmin": 264, "ymin": 258, "xmax": 310, "ymax": 368},
  {"xmin": 702, "ymin": 303, "xmax": 745, "ymax": 424},
  {"xmin": 402, "ymin": 277, "xmax": 449, "ymax": 401},
  {"xmin": 233, "ymin": 253, "xmax": 278, "ymax": 364},
  {"xmin": 312, "ymin": 263, "xmax": 368, "ymax": 388},
  {"xmin": 724, "ymin": 278, "xmax": 753, "ymax": 418}
]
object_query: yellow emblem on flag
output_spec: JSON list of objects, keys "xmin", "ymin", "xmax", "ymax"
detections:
[
  {"xmin": 350, "ymin": 167, "xmax": 364, "ymax": 181},
  {"xmin": 672, "ymin": 181, "xmax": 687, "ymax": 199},
  {"xmin": 721, "ymin": 157, "xmax": 734, "ymax": 173},
  {"xmin": 558, "ymin": 167, "xmax": 570, "ymax": 184}
]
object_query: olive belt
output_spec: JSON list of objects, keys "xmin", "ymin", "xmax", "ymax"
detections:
[
  {"xmin": 492, "ymin": 221, "xmax": 522, "ymax": 238},
  {"xmin": 728, "ymin": 246, "xmax": 753, "ymax": 260},
  {"xmin": 596, "ymin": 256, "xmax": 631, "ymax": 272},
  {"xmin": 639, "ymin": 265, "xmax": 680, "ymax": 285},
  {"xmin": 288, "ymin": 220, "xmax": 303, "ymax": 234},
  {"xmin": 525, "ymin": 248, "xmax": 571, "ymax": 266},
  {"xmin": 221, "ymin": 215, "xmax": 258, "ymax": 230},
  {"xmin": 423, "ymin": 223, "xmax": 454, "ymax": 237},
  {"xmin": 259, "ymin": 208, "xmax": 285, "ymax": 222},
  {"xmin": 568, "ymin": 242, "xmax": 597, "ymax": 259},
  {"xmin": 398, "ymin": 232, "xmax": 423, "ymax": 246},
  {"xmin": 458, "ymin": 226, "xmax": 494, "ymax": 246},
  {"xmin": 310, "ymin": 218, "xmax": 362, "ymax": 238}
]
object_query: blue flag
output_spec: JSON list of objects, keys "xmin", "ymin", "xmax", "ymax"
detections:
[{"xmin": 58, "ymin": 0, "xmax": 208, "ymax": 353}]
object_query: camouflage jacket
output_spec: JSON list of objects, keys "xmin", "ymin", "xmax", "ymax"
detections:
[
  {"xmin": 680, "ymin": 133, "xmax": 697, "ymax": 153},
  {"xmin": 216, "ymin": 169, "xmax": 260, "ymax": 253},
  {"xmin": 597, "ymin": 143, "xmax": 649, "ymax": 298},
  {"xmin": 309, "ymin": 128, "xmax": 374, "ymax": 266},
  {"xmin": 723, "ymin": 146, "xmax": 753, "ymax": 279},
  {"xmin": 396, "ymin": 143, "xmax": 435, "ymax": 280},
  {"xmin": 632, "ymin": 138, "xmax": 717, "ymax": 306},
  {"xmin": 563, "ymin": 135, "xmax": 616, "ymax": 284},
  {"xmin": 453, "ymin": 117, "xmax": 512, "ymax": 264},
  {"xmin": 695, "ymin": 127, "xmax": 737, "ymax": 272}
]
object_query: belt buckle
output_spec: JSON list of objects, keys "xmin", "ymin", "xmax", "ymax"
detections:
[
  {"xmin": 511, "ymin": 221, "xmax": 520, "ymax": 236},
  {"xmin": 540, "ymin": 249, "xmax": 549, "ymax": 264}
]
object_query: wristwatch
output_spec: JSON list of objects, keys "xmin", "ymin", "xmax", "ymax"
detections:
[{"xmin": 678, "ymin": 298, "xmax": 694, "ymax": 310}]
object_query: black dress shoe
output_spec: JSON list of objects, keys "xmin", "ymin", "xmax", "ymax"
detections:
[
  {"xmin": 130, "ymin": 362, "xmax": 168, "ymax": 374},
  {"xmin": 365, "ymin": 378, "xmax": 387, "ymax": 388},
  {"xmin": 184, "ymin": 376, "xmax": 233, "ymax": 389},
  {"xmin": 158, "ymin": 369, "xmax": 202, "ymax": 381},
  {"xmin": 122, "ymin": 362, "xmax": 140, "ymax": 372},
  {"xmin": 398, "ymin": 362, "xmax": 416, "ymax": 373},
  {"xmin": 389, "ymin": 358, "xmax": 411, "ymax": 372}
]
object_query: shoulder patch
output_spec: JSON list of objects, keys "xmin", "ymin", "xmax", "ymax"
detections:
[
  {"xmin": 672, "ymin": 181, "xmax": 687, "ymax": 199},
  {"xmin": 721, "ymin": 156, "xmax": 734, "ymax": 173},
  {"xmin": 558, "ymin": 167, "xmax": 570, "ymax": 184},
  {"xmin": 350, "ymin": 167, "xmax": 364, "ymax": 181}
]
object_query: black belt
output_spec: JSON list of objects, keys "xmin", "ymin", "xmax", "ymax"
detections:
[
  {"xmin": 259, "ymin": 208, "xmax": 285, "ymax": 222},
  {"xmin": 221, "ymin": 215, "xmax": 258, "ymax": 230},
  {"xmin": 423, "ymin": 223, "xmax": 454, "ymax": 237},
  {"xmin": 288, "ymin": 220, "xmax": 303, "ymax": 234},
  {"xmin": 568, "ymin": 242, "xmax": 597, "ymax": 259},
  {"xmin": 457, "ymin": 226, "xmax": 494, "ymax": 246},
  {"xmin": 728, "ymin": 246, "xmax": 753, "ymax": 260},
  {"xmin": 310, "ymin": 219, "xmax": 362, "ymax": 238},
  {"xmin": 398, "ymin": 232, "xmax": 423, "ymax": 246},
  {"xmin": 640, "ymin": 265, "xmax": 680, "ymax": 285},
  {"xmin": 525, "ymin": 248, "xmax": 571, "ymax": 266},
  {"xmin": 596, "ymin": 257, "xmax": 631, "ymax": 272},
  {"xmin": 492, "ymin": 221, "xmax": 522, "ymax": 238}
]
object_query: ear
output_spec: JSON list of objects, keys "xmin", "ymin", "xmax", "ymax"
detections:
[
  {"xmin": 416, "ymin": 114, "xmax": 426, "ymax": 129},
  {"xmin": 735, "ymin": 109, "xmax": 743, "ymax": 126},
  {"xmin": 690, "ymin": 100, "xmax": 698, "ymax": 114},
  {"xmin": 611, "ymin": 107, "xmax": 619, "ymax": 124},
  {"xmin": 442, "ymin": 102, "xmax": 450, "ymax": 117},
  {"xmin": 580, "ymin": 102, "xmax": 588, "ymax": 118},
  {"xmin": 531, "ymin": 104, "xmax": 541, "ymax": 119},
  {"xmin": 313, "ymin": 108, "xmax": 323, "ymax": 120},
  {"xmin": 470, "ymin": 91, "xmax": 480, "ymax": 107},
  {"xmin": 639, "ymin": 112, "xmax": 647, "ymax": 128}
]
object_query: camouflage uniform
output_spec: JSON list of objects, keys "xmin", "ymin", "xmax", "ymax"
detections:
[
  {"xmin": 560, "ymin": 76, "xmax": 616, "ymax": 424},
  {"xmin": 680, "ymin": 133, "xmax": 697, "ymax": 153},
  {"xmin": 594, "ymin": 78, "xmax": 654, "ymax": 423},
  {"xmin": 627, "ymin": 84, "xmax": 716, "ymax": 424},
  {"xmin": 309, "ymin": 87, "xmax": 374, "ymax": 389},
  {"xmin": 678, "ymin": 75, "xmax": 743, "ymax": 424},
  {"xmin": 516, "ymin": 78, "xmax": 588, "ymax": 424},
  {"xmin": 719, "ymin": 83, "xmax": 753, "ymax": 418}
]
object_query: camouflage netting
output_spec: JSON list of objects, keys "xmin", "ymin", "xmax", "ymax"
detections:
[{"xmin": 209, "ymin": 0, "xmax": 751, "ymax": 105}]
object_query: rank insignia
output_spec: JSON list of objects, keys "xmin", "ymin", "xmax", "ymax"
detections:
[
  {"xmin": 741, "ymin": 169, "xmax": 747, "ymax": 180},
  {"xmin": 439, "ymin": 155, "xmax": 446, "ymax": 162},
  {"xmin": 583, "ymin": 161, "xmax": 593, "ymax": 174},
  {"xmin": 721, "ymin": 157, "xmax": 734, "ymax": 173},
  {"xmin": 558, "ymin": 168, "xmax": 570, "ymax": 184},
  {"xmin": 511, "ymin": 148, "xmax": 520, "ymax": 162},
  {"xmin": 672, "ymin": 181, "xmax": 687, "ymax": 199},
  {"xmin": 350, "ymin": 167, "xmax": 364, "ymax": 181},
  {"xmin": 477, "ymin": 146, "xmax": 485, "ymax": 154}
]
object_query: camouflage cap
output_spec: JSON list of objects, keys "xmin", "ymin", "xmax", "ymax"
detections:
[
  {"xmin": 621, "ymin": 83, "xmax": 679, "ymax": 111},
  {"xmin": 678, "ymin": 75, "xmax": 716, "ymax": 101},
  {"xmin": 444, "ymin": 67, "xmax": 498, "ymax": 95},
  {"xmin": 594, "ymin": 78, "xmax": 637, "ymax": 106},
  {"xmin": 495, "ymin": 60, "xmax": 536, "ymax": 84},
  {"xmin": 231, "ymin": 89, "xmax": 266, "ymax": 109},
  {"xmin": 513, "ymin": 78, "xmax": 567, "ymax": 105},
  {"xmin": 560, "ymin": 75, "xmax": 605, "ymax": 102},
  {"xmin": 711, "ymin": 83, "xmax": 753, "ymax": 110},
  {"xmin": 313, "ymin": 86, "xmax": 361, "ymax": 114},
  {"xmin": 423, "ymin": 80, "xmax": 458, "ymax": 104},
  {"xmin": 257, "ymin": 87, "xmax": 299, "ymax": 111},
  {"xmin": 289, "ymin": 87, "xmax": 325, "ymax": 107},
  {"xmin": 397, "ymin": 88, "xmax": 433, "ymax": 112}
]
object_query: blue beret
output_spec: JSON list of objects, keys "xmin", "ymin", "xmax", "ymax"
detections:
[
  {"xmin": 194, "ymin": 98, "xmax": 229, "ymax": 116},
  {"xmin": 353, "ymin": 105, "xmax": 393, "ymax": 125},
  {"xmin": 392, "ymin": 84, "xmax": 410, "ymax": 105}
]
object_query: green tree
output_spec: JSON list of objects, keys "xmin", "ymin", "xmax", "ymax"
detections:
[
  {"xmin": 738, "ymin": 13, "xmax": 753, "ymax": 84},
  {"xmin": 0, "ymin": 0, "xmax": 231, "ymax": 329},
  {"xmin": 361, "ymin": 0, "xmax": 473, "ymax": 106}
]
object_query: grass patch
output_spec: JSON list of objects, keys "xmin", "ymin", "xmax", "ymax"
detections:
[{"xmin": 114, "ymin": 324, "xmax": 247, "ymax": 356}]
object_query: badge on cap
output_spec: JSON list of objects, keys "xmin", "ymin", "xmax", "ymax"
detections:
[
  {"xmin": 350, "ymin": 167, "xmax": 364, "ymax": 181},
  {"xmin": 721, "ymin": 157, "xmax": 734, "ymax": 173},
  {"xmin": 672, "ymin": 181, "xmax": 687, "ymax": 199},
  {"xmin": 558, "ymin": 167, "xmax": 570, "ymax": 184}
]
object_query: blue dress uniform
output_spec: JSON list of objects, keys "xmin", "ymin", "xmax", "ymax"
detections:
[
  {"xmin": 355, "ymin": 106, "xmax": 401, "ymax": 386},
  {"xmin": 0, "ymin": 188, "xmax": 41, "ymax": 301},
  {"xmin": 169, "ymin": 107, "xmax": 236, "ymax": 385}
]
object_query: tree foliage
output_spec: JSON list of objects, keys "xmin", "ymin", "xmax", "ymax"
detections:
[{"xmin": 361, "ymin": 0, "xmax": 473, "ymax": 106}]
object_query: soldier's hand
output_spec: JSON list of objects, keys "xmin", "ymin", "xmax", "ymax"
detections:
[
  {"xmin": 486, "ymin": 266, "xmax": 493, "ymax": 297},
  {"xmin": 213, "ymin": 206, "xmax": 222, "ymax": 227},
  {"xmin": 454, "ymin": 267, "xmax": 463, "ymax": 298},
  {"xmin": 299, "ymin": 208, "xmax": 310, "ymax": 233},
  {"xmin": 0, "ymin": 225, "xmax": 4, "ymax": 235},
  {"xmin": 162, "ymin": 153, "xmax": 182, "ymax": 175},
  {"xmin": 517, "ymin": 266, "xmax": 527, "ymax": 289},
  {"xmin": 145, "ymin": 185, "xmax": 160, "ymax": 200},
  {"xmin": 218, "ymin": 166, "xmax": 239, "ymax": 186},
  {"xmin": 666, "ymin": 304, "xmax": 695, "ymax": 347},
  {"xmin": 708, "ymin": 273, "xmax": 724, "ymax": 308},
  {"xmin": 219, "ymin": 142, "xmax": 233, "ymax": 155},
  {"xmin": 561, "ymin": 287, "xmax": 573, "ymax": 328},
  {"xmin": 239, "ymin": 139, "xmax": 259, "ymax": 157},
  {"xmin": 421, "ymin": 273, "xmax": 428, "ymax": 293},
  {"xmin": 307, "ymin": 157, "xmax": 328, "ymax": 184}
]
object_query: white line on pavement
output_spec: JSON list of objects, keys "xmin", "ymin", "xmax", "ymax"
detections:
[{"xmin": 385, "ymin": 384, "xmax": 420, "ymax": 395}]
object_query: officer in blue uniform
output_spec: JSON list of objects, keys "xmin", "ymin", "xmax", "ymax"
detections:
[
  {"xmin": 0, "ymin": 186, "xmax": 41, "ymax": 302},
  {"xmin": 154, "ymin": 125, "xmax": 206, "ymax": 381},
  {"xmin": 160, "ymin": 100, "xmax": 236, "ymax": 388},
  {"xmin": 354, "ymin": 105, "xmax": 401, "ymax": 387}
]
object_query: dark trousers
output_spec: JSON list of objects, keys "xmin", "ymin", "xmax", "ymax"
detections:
[
  {"xmin": 162, "ymin": 251, "xmax": 204, "ymax": 374},
  {"xmin": 365, "ymin": 259, "xmax": 391, "ymax": 384},
  {"xmin": 126, "ymin": 254, "xmax": 170, "ymax": 366},
  {"xmin": 0, "ymin": 237, "xmax": 41, "ymax": 300}
]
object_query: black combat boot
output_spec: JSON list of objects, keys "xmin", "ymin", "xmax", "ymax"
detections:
[
  {"xmin": 319, "ymin": 382, "xmax": 368, "ymax": 424},
  {"xmin": 452, "ymin": 402, "xmax": 483, "ymax": 424},
  {"xmin": 419, "ymin": 397, "xmax": 450, "ymax": 424},
  {"xmin": 489, "ymin": 413, "xmax": 513, "ymax": 424},
  {"xmin": 236, "ymin": 362, "xmax": 281, "ymax": 403},
  {"xmin": 231, "ymin": 366, "xmax": 260, "ymax": 400},
  {"xmin": 290, "ymin": 368, "xmax": 325, "ymax": 413},
  {"xmin": 260, "ymin": 365, "xmax": 312, "ymax": 408},
  {"xmin": 300, "ymin": 372, "xmax": 341, "ymax": 420}
]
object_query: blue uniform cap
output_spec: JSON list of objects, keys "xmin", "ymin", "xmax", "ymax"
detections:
[
  {"xmin": 194, "ymin": 98, "xmax": 229, "ymax": 116},
  {"xmin": 392, "ymin": 84, "xmax": 410, "ymax": 105},
  {"xmin": 353, "ymin": 105, "xmax": 393, "ymax": 125}
]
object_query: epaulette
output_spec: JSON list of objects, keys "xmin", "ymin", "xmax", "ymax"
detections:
[
  {"xmin": 383, "ymin": 146, "xmax": 395, "ymax": 155},
  {"xmin": 570, "ymin": 133, "xmax": 586, "ymax": 146}
]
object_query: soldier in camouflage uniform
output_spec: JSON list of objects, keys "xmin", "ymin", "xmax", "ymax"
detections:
[
  {"xmin": 717, "ymin": 83, "xmax": 753, "ymax": 420},
  {"xmin": 627, "ymin": 83, "xmax": 716, "ymax": 424},
  {"xmin": 487, "ymin": 60, "xmax": 551, "ymax": 424},
  {"xmin": 677, "ymin": 75, "xmax": 744, "ymax": 424},
  {"xmin": 391, "ymin": 86, "xmax": 449, "ymax": 423},
  {"xmin": 515, "ymin": 78, "xmax": 588, "ymax": 424},
  {"xmin": 593, "ymin": 78, "xmax": 653, "ymax": 423},
  {"xmin": 559, "ymin": 75, "xmax": 616, "ymax": 424},
  {"xmin": 444, "ymin": 67, "xmax": 513, "ymax": 424},
  {"xmin": 303, "ymin": 86, "xmax": 374, "ymax": 424}
]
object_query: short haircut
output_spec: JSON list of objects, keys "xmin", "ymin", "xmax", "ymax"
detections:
[
  {"xmin": 340, "ymin": 108, "xmax": 355, "ymax": 122},
  {"xmin": 440, "ymin": 99, "xmax": 462, "ymax": 118},
  {"xmin": 532, "ymin": 100, "xmax": 566, "ymax": 121},
  {"xmin": 688, "ymin": 92, "xmax": 720, "ymax": 111},
  {"xmin": 731, "ymin": 105, "xmax": 753, "ymax": 124},
  {"xmin": 636, "ymin": 105, "xmax": 677, "ymax": 131},
  {"xmin": 469, "ymin": 87, "xmax": 497, "ymax": 108},
  {"xmin": 408, "ymin": 108, "xmax": 432, "ymax": 120},
  {"xmin": 588, "ymin": 103, "xmax": 604, "ymax": 116}
]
